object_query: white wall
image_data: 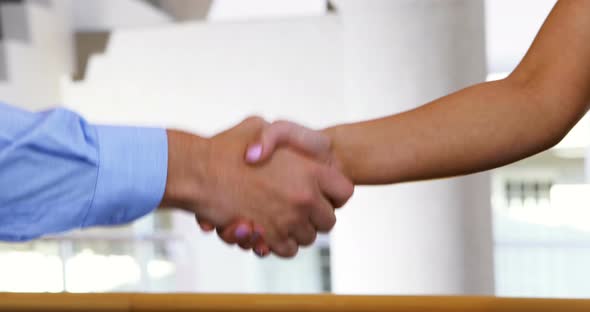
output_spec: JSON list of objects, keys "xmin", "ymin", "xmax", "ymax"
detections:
[
  {"xmin": 64, "ymin": 16, "xmax": 347, "ymax": 131},
  {"xmin": 0, "ymin": 0, "xmax": 73, "ymax": 110},
  {"xmin": 485, "ymin": 0, "xmax": 556, "ymax": 74},
  {"xmin": 72, "ymin": 0, "xmax": 172, "ymax": 32},
  {"xmin": 209, "ymin": 0, "xmax": 326, "ymax": 21}
]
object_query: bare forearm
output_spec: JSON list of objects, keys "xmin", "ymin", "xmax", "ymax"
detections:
[
  {"xmin": 326, "ymin": 77, "xmax": 584, "ymax": 185},
  {"xmin": 324, "ymin": 1, "xmax": 590, "ymax": 185}
]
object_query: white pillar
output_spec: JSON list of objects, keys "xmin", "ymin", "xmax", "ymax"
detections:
[{"xmin": 330, "ymin": 0, "xmax": 494, "ymax": 295}]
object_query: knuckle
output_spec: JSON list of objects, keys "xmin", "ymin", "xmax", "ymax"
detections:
[
  {"xmin": 275, "ymin": 250, "xmax": 290, "ymax": 258},
  {"xmin": 244, "ymin": 115, "xmax": 267, "ymax": 127},
  {"xmin": 336, "ymin": 182, "xmax": 355, "ymax": 208},
  {"xmin": 270, "ymin": 120, "xmax": 294, "ymax": 137},
  {"xmin": 301, "ymin": 232, "xmax": 317, "ymax": 246},
  {"xmin": 327, "ymin": 215, "xmax": 337, "ymax": 230},
  {"xmin": 292, "ymin": 189, "xmax": 316, "ymax": 206},
  {"xmin": 272, "ymin": 120, "xmax": 290, "ymax": 128},
  {"xmin": 282, "ymin": 213, "xmax": 302, "ymax": 229},
  {"xmin": 220, "ymin": 233, "xmax": 235, "ymax": 245},
  {"xmin": 345, "ymin": 181, "xmax": 355, "ymax": 198},
  {"xmin": 238, "ymin": 242, "xmax": 251, "ymax": 250},
  {"xmin": 293, "ymin": 210, "xmax": 309, "ymax": 224},
  {"xmin": 344, "ymin": 183, "xmax": 355, "ymax": 201},
  {"xmin": 318, "ymin": 214, "xmax": 336, "ymax": 233},
  {"xmin": 274, "ymin": 222, "xmax": 291, "ymax": 239},
  {"xmin": 282, "ymin": 245, "xmax": 298, "ymax": 258},
  {"xmin": 270, "ymin": 243, "xmax": 287, "ymax": 258},
  {"xmin": 286, "ymin": 250, "xmax": 298, "ymax": 258}
]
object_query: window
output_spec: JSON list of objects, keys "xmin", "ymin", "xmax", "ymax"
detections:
[{"xmin": 493, "ymin": 152, "xmax": 590, "ymax": 297}]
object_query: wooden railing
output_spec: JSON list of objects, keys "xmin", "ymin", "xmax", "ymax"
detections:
[{"xmin": 0, "ymin": 293, "xmax": 589, "ymax": 312}]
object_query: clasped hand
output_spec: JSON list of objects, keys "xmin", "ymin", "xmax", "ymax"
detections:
[{"xmin": 165, "ymin": 117, "xmax": 353, "ymax": 258}]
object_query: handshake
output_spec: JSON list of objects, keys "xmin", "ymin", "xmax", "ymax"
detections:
[{"xmin": 161, "ymin": 117, "xmax": 354, "ymax": 258}]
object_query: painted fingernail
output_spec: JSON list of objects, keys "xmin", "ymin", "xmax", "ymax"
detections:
[
  {"xmin": 254, "ymin": 247, "xmax": 265, "ymax": 257},
  {"xmin": 246, "ymin": 144, "xmax": 262, "ymax": 162},
  {"xmin": 235, "ymin": 225, "xmax": 250, "ymax": 240}
]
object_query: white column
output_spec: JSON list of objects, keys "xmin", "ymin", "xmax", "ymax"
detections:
[{"xmin": 330, "ymin": 0, "xmax": 494, "ymax": 295}]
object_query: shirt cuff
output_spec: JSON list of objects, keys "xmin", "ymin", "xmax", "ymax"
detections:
[{"xmin": 84, "ymin": 125, "xmax": 168, "ymax": 227}]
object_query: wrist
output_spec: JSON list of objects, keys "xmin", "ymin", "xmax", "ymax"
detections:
[
  {"xmin": 160, "ymin": 129, "xmax": 211, "ymax": 213},
  {"xmin": 322, "ymin": 125, "xmax": 355, "ymax": 183}
]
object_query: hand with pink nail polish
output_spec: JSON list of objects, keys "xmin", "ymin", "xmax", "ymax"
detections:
[
  {"xmin": 248, "ymin": 121, "xmax": 353, "ymax": 209},
  {"xmin": 165, "ymin": 117, "xmax": 351, "ymax": 258},
  {"xmin": 236, "ymin": 120, "xmax": 355, "ymax": 257},
  {"xmin": 190, "ymin": 118, "xmax": 354, "ymax": 258}
]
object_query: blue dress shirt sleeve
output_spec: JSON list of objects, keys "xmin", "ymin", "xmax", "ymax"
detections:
[{"xmin": 0, "ymin": 102, "xmax": 168, "ymax": 241}]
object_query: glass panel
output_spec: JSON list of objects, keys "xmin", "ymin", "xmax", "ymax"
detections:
[
  {"xmin": 0, "ymin": 241, "xmax": 63, "ymax": 292},
  {"xmin": 62, "ymin": 237, "xmax": 182, "ymax": 293},
  {"xmin": 493, "ymin": 150, "xmax": 590, "ymax": 298},
  {"xmin": 256, "ymin": 245, "xmax": 327, "ymax": 293}
]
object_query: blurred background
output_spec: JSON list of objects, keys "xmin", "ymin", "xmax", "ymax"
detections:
[{"xmin": 2, "ymin": 0, "xmax": 589, "ymax": 298}]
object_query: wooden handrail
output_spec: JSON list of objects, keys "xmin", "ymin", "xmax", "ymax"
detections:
[{"xmin": 0, "ymin": 293, "xmax": 589, "ymax": 312}]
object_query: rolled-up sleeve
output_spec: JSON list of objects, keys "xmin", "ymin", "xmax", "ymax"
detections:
[{"xmin": 0, "ymin": 103, "xmax": 168, "ymax": 241}]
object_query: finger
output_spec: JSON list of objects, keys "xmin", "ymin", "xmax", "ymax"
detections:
[
  {"xmin": 317, "ymin": 165, "xmax": 355, "ymax": 208},
  {"xmin": 291, "ymin": 222, "xmax": 317, "ymax": 247},
  {"xmin": 196, "ymin": 216, "xmax": 215, "ymax": 232},
  {"xmin": 238, "ymin": 240, "xmax": 254, "ymax": 250},
  {"xmin": 256, "ymin": 216, "xmax": 291, "ymax": 257},
  {"xmin": 237, "ymin": 221, "xmax": 257, "ymax": 250},
  {"xmin": 254, "ymin": 238, "xmax": 270, "ymax": 258},
  {"xmin": 245, "ymin": 120, "xmax": 331, "ymax": 164},
  {"xmin": 250, "ymin": 224, "xmax": 265, "ymax": 245},
  {"xmin": 254, "ymin": 242, "xmax": 270, "ymax": 258},
  {"xmin": 218, "ymin": 221, "xmax": 254, "ymax": 245},
  {"xmin": 309, "ymin": 194, "xmax": 337, "ymax": 233},
  {"xmin": 240, "ymin": 116, "xmax": 270, "ymax": 130},
  {"xmin": 220, "ymin": 116, "xmax": 268, "ymax": 136},
  {"xmin": 250, "ymin": 224, "xmax": 272, "ymax": 257},
  {"xmin": 270, "ymin": 238, "xmax": 299, "ymax": 258},
  {"xmin": 218, "ymin": 225, "xmax": 237, "ymax": 245}
]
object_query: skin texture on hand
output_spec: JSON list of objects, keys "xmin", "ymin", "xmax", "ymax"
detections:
[
  {"xmin": 207, "ymin": 120, "xmax": 354, "ymax": 257},
  {"xmin": 162, "ymin": 117, "xmax": 353, "ymax": 258}
]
